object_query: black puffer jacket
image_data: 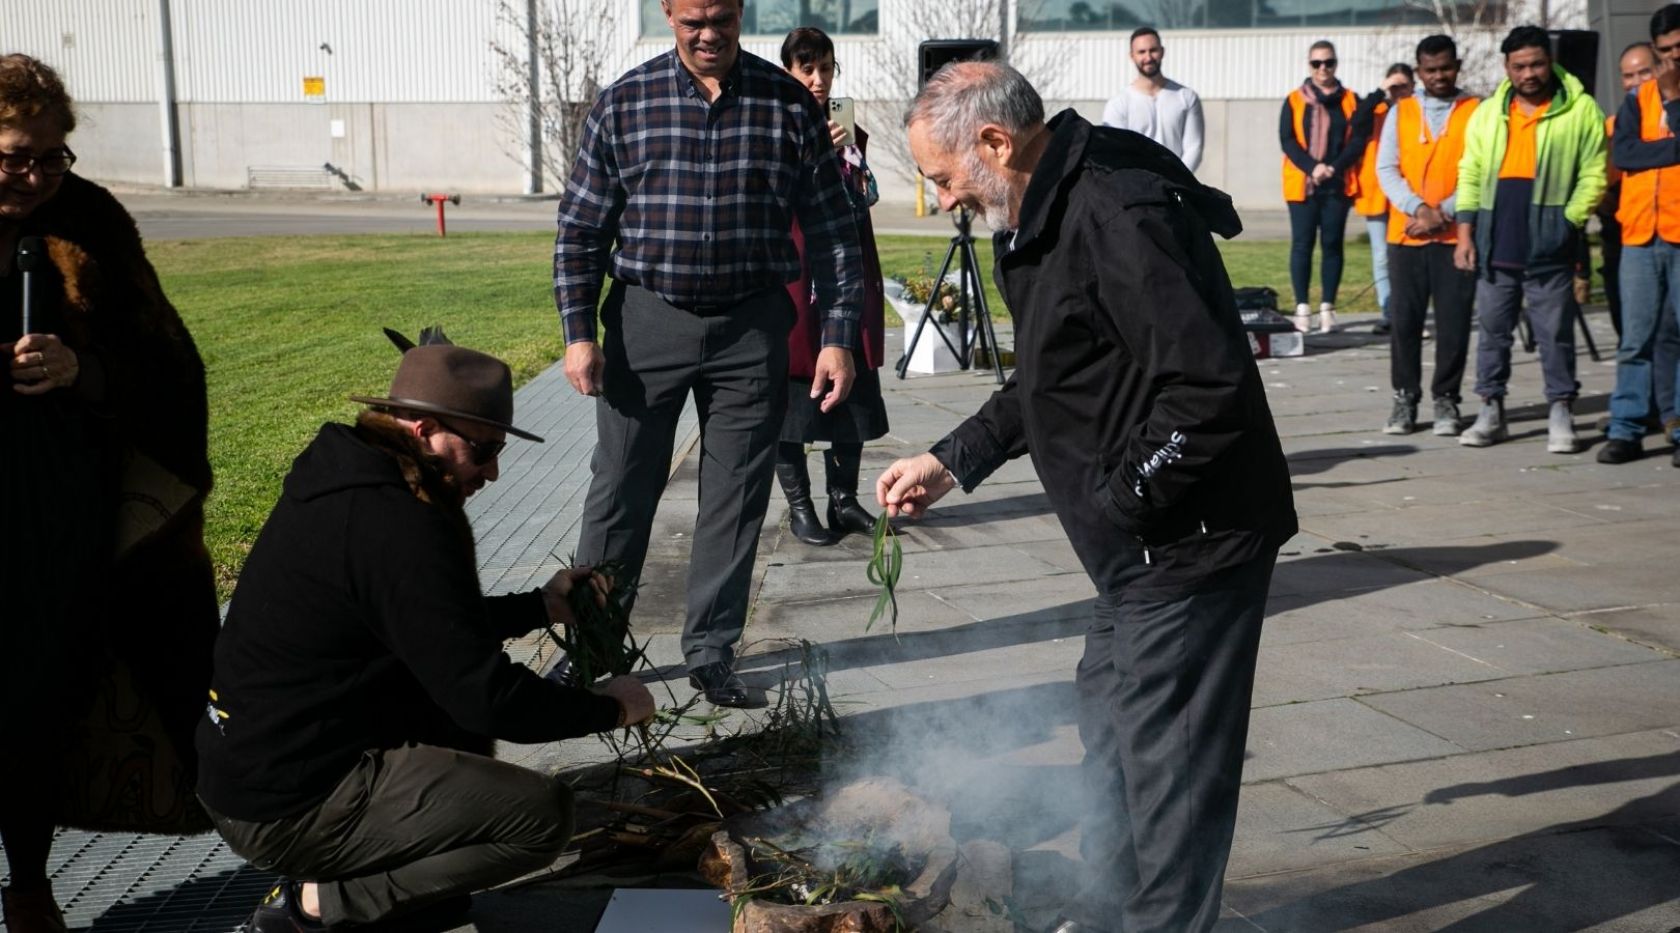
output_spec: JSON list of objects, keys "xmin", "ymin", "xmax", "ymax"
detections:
[
  {"xmin": 931, "ymin": 111, "xmax": 1297, "ymax": 598},
  {"xmin": 196, "ymin": 418, "xmax": 620, "ymax": 821}
]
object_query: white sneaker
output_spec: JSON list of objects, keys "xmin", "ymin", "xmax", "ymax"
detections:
[
  {"xmin": 1546, "ymin": 400, "xmax": 1578, "ymax": 454},
  {"xmin": 1459, "ymin": 400, "xmax": 1508, "ymax": 447},
  {"xmin": 1294, "ymin": 303, "xmax": 1312, "ymax": 334},
  {"xmin": 1318, "ymin": 302, "xmax": 1337, "ymax": 333}
]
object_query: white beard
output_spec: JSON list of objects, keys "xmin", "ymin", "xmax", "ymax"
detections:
[{"xmin": 962, "ymin": 150, "xmax": 1017, "ymax": 233}]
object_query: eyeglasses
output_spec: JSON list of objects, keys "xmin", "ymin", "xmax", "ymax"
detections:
[
  {"xmin": 0, "ymin": 147, "xmax": 76, "ymax": 176},
  {"xmin": 437, "ymin": 421, "xmax": 506, "ymax": 465},
  {"xmin": 1309, "ymin": 58, "xmax": 1338, "ymax": 69}
]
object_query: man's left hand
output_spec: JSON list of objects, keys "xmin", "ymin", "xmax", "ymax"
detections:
[
  {"xmin": 541, "ymin": 566, "xmax": 613, "ymax": 629},
  {"xmin": 810, "ymin": 347, "xmax": 855, "ymax": 413}
]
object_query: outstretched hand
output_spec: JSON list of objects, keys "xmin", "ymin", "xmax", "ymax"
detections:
[{"xmin": 875, "ymin": 452, "xmax": 957, "ymax": 519}]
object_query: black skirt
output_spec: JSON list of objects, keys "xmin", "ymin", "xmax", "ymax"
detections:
[{"xmin": 780, "ymin": 367, "xmax": 889, "ymax": 444}]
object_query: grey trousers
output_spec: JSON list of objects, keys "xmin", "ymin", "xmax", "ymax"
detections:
[
  {"xmin": 1071, "ymin": 554, "xmax": 1275, "ymax": 933},
  {"xmin": 1472, "ymin": 267, "xmax": 1580, "ymax": 403},
  {"xmin": 203, "ymin": 745, "xmax": 574, "ymax": 926},
  {"xmin": 577, "ymin": 283, "xmax": 794, "ymax": 669}
]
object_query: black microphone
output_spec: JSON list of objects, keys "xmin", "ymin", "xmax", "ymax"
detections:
[{"xmin": 16, "ymin": 236, "xmax": 44, "ymax": 336}]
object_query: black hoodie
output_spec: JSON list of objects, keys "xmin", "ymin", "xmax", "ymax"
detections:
[
  {"xmin": 931, "ymin": 111, "xmax": 1297, "ymax": 598},
  {"xmin": 196, "ymin": 421, "xmax": 620, "ymax": 821}
]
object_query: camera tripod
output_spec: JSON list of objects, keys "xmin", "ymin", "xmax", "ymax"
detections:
[{"xmin": 896, "ymin": 207, "xmax": 1007, "ymax": 384}]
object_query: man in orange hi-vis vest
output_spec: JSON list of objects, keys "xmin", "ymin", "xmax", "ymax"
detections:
[
  {"xmin": 1603, "ymin": 3, "xmax": 1680, "ymax": 466},
  {"xmin": 1376, "ymin": 35, "xmax": 1480, "ymax": 436}
]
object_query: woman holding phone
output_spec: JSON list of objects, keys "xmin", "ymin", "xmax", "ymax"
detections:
[{"xmin": 776, "ymin": 27, "xmax": 889, "ymax": 546}]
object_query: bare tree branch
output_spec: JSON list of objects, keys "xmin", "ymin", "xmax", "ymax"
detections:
[
  {"xmin": 858, "ymin": 0, "xmax": 1073, "ymax": 185},
  {"xmin": 489, "ymin": 0, "xmax": 623, "ymax": 193}
]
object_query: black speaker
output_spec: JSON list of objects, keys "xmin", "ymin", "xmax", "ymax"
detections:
[
  {"xmin": 1550, "ymin": 29, "xmax": 1599, "ymax": 98},
  {"xmin": 918, "ymin": 39, "xmax": 1000, "ymax": 90}
]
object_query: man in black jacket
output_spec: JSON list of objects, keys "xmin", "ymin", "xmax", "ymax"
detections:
[
  {"xmin": 878, "ymin": 62, "xmax": 1296, "ymax": 933},
  {"xmin": 197, "ymin": 337, "xmax": 654, "ymax": 932}
]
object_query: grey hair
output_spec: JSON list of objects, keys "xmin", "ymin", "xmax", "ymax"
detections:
[{"xmin": 904, "ymin": 60, "xmax": 1045, "ymax": 151}]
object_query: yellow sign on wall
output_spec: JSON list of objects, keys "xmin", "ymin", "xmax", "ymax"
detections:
[{"xmin": 303, "ymin": 76, "xmax": 325, "ymax": 101}]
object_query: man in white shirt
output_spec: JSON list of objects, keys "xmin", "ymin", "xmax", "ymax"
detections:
[{"xmin": 1101, "ymin": 26, "xmax": 1205, "ymax": 172}]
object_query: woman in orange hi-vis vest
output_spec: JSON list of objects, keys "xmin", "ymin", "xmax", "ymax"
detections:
[{"xmin": 1280, "ymin": 40, "xmax": 1373, "ymax": 334}]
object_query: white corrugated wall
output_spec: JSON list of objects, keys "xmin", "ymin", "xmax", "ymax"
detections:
[
  {"xmin": 6, "ymin": 1, "xmax": 157, "ymax": 104},
  {"xmin": 10, "ymin": 1, "xmax": 1587, "ymax": 105}
]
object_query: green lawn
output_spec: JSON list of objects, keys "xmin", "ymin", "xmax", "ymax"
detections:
[{"xmin": 151, "ymin": 230, "xmax": 1377, "ymax": 597}]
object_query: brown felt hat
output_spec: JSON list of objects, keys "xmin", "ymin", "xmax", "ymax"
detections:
[{"xmin": 350, "ymin": 343, "xmax": 544, "ymax": 442}]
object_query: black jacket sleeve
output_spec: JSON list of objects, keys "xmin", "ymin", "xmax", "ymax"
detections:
[
  {"xmin": 1280, "ymin": 99, "xmax": 1318, "ymax": 173},
  {"xmin": 349, "ymin": 494, "xmax": 621, "ymax": 742},
  {"xmin": 1093, "ymin": 202, "xmax": 1257, "ymax": 536},
  {"xmin": 486, "ymin": 589, "xmax": 549, "ymax": 641},
  {"xmin": 1613, "ymin": 90, "xmax": 1680, "ymax": 171},
  {"xmin": 929, "ymin": 374, "xmax": 1029, "ymax": 491}
]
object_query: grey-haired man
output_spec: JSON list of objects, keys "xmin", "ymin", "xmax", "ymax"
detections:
[{"xmin": 878, "ymin": 62, "xmax": 1295, "ymax": 933}]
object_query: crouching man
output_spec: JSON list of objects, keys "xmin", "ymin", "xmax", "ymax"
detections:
[
  {"xmin": 878, "ymin": 62, "xmax": 1296, "ymax": 933},
  {"xmin": 196, "ymin": 334, "xmax": 655, "ymax": 931}
]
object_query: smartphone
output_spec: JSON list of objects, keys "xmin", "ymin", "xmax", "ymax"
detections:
[{"xmin": 828, "ymin": 97, "xmax": 856, "ymax": 147}]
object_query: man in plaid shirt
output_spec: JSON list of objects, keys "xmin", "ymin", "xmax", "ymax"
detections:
[{"xmin": 554, "ymin": 0, "xmax": 863, "ymax": 708}]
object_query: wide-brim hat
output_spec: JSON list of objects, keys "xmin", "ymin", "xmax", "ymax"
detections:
[{"xmin": 351, "ymin": 342, "xmax": 544, "ymax": 442}]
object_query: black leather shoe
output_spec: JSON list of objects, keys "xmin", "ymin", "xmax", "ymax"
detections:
[
  {"xmin": 826, "ymin": 492, "xmax": 876, "ymax": 536},
  {"xmin": 1597, "ymin": 438, "xmax": 1644, "ymax": 464},
  {"xmin": 688, "ymin": 662, "xmax": 763, "ymax": 709},
  {"xmin": 776, "ymin": 457, "xmax": 833, "ymax": 546},
  {"xmin": 823, "ymin": 446, "xmax": 877, "ymax": 536},
  {"xmin": 1373, "ymin": 319, "xmax": 1391, "ymax": 336}
]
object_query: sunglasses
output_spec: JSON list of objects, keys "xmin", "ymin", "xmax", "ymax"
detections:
[
  {"xmin": 1310, "ymin": 58, "xmax": 1338, "ymax": 69},
  {"xmin": 437, "ymin": 421, "xmax": 506, "ymax": 465}
]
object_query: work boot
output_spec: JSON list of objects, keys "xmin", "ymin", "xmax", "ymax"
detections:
[
  {"xmin": 1, "ymin": 885, "xmax": 68, "ymax": 933},
  {"xmin": 1459, "ymin": 398, "xmax": 1508, "ymax": 447},
  {"xmin": 1596, "ymin": 438, "xmax": 1643, "ymax": 464},
  {"xmin": 775, "ymin": 455, "xmax": 832, "ymax": 546},
  {"xmin": 1383, "ymin": 393, "xmax": 1417, "ymax": 435},
  {"xmin": 1432, "ymin": 398, "xmax": 1462, "ymax": 437},
  {"xmin": 1319, "ymin": 301, "xmax": 1338, "ymax": 334},
  {"xmin": 1294, "ymin": 303, "xmax": 1312, "ymax": 334},
  {"xmin": 1547, "ymin": 400, "xmax": 1579, "ymax": 454},
  {"xmin": 824, "ymin": 446, "xmax": 876, "ymax": 536},
  {"xmin": 242, "ymin": 881, "xmax": 322, "ymax": 933}
]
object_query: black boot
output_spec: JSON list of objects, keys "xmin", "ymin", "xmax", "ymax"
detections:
[
  {"xmin": 824, "ymin": 444, "xmax": 876, "ymax": 536},
  {"xmin": 775, "ymin": 446, "xmax": 832, "ymax": 546}
]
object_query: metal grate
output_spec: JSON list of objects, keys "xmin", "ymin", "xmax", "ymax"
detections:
[{"xmin": 2, "ymin": 830, "xmax": 275, "ymax": 931}]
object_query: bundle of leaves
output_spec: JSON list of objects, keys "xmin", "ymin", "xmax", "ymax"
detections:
[
  {"xmin": 735, "ymin": 831, "xmax": 921, "ymax": 916},
  {"xmin": 866, "ymin": 513, "xmax": 902, "ymax": 634},
  {"xmin": 545, "ymin": 558, "xmax": 645, "ymax": 684}
]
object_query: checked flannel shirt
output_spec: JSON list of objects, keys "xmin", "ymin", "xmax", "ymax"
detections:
[{"xmin": 553, "ymin": 49, "xmax": 863, "ymax": 349}]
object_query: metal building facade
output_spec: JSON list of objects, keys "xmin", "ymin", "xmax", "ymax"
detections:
[{"xmin": 4, "ymin": 0, "xmax": 1590, "ymax": 207}]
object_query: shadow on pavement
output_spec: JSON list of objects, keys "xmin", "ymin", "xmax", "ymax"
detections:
[
  {"xmin": 736, "ymin": 599, "xmax": 1093, "ymax": 682},
  {"xmin": 85, "ymin": 865, "xmax": 273, "ymax": 933},
  {"xmin": 1236, "ymin": 758, "xmax": 1680, "ymax": 931},
  {"xmin": 1286, "ymin": 444, "xmax": 1420, "ymax": 478}
]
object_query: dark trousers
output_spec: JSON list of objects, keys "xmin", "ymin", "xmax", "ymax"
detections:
[
  {"xmin": 204, "ymin": 745, "xmax": 574, "ymax": 926},
  {"xmin": 1600, "ymin": 204, "xmax": 1623, "ymax": 335},
  {"xmin": 578, "ymin": 284, "xmax": 793, "ymax": 668},
  {"xmin": 1388, "ymin": 243, "xmax": 1476, "ymax": 402},
  {"xmin": 1287, "ymin": 191, "xmax": 1352, "ymax": 306},
  {"xmin": 1071, "ymin": 553, "xmax": 1275, "ymax": 933},
  {"xmin": 1473, "ymin": 268, "xmax": 1579, "ymax": 403}
]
